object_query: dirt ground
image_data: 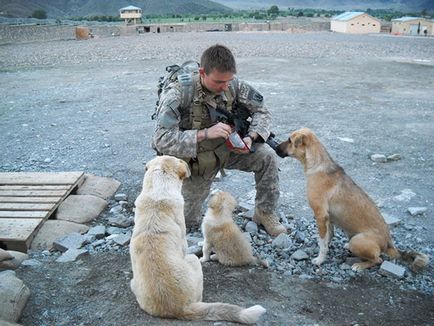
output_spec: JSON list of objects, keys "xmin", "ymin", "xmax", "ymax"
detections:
[{"xmin": 0, "ymin": 31, "xmax": 433, "ymax": 325}]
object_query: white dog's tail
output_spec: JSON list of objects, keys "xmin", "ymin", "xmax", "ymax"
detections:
[{"xmin": 182, "ymin": 302, "xmax": 266, "ymax": 324}]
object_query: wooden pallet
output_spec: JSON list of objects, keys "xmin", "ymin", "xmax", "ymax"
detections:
[{"xmin": 0, "ymin": 172, "xmax": 85, "ymax": 252}]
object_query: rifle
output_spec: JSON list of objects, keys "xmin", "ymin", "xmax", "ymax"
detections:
[{"xmin": 209, "ymin": 104, "xmax": 283, "ymax": 154}]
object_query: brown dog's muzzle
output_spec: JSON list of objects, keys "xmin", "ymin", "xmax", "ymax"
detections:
[{"xmin": 275, "ymin": 137, "xmax": 291, "ymax": 158}]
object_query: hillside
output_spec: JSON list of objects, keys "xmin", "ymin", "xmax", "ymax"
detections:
[
  {"xmin": 0, "ymin": 0, "xmax": 232, "ymax": 18},
  {"xmin": 213, "ymin": 0, "xmax": 434, "ymax": 12}
]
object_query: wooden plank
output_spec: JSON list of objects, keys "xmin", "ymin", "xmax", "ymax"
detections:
[
  {"xmin": 0, "ymin": 203, "xmax": 55, "ymax": 211},
  {"xmin": 0, "ymin": 172, "xmax": 84, "ymax": 185},
  {"xmin": 0, "ymin": 185, "xmax": 70, "ymax": 190},
  {"xmin": 0, "ymin": 196, "xmax": 61, "ymax": 203},
  {"xmin": 0, "ymin": 218, "xmax": 43, "ymax": 252},
  {"xmin": 0, "ymin": 189, "xmax": 68, "ymax": 197},
  {"xmin": 0, "ymin": 211, "xmax": 48, "ymax": 218}
]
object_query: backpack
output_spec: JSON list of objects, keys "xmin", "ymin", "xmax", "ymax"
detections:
[{"xmin": 151, "ymin": 60, "xmax": 200, "ymax": 120}]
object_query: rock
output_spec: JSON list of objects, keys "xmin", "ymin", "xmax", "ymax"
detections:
[
  {"xmin": 114, "ymin": 193, "xmax": 128, "ymax": 201},
  {"xmin": 370, "ymin": 154, "xmax": 387, "ymax": 163},
  {"xmin": 87, "ymin": 225, "xmax": 106, "ymax": 239},
  {"xmin": 407, "ymin": 207, "xmax": 427, "ymax": 216},
  {"xmin": 245, "ymin": 221, "xmax": 258, "ymax": 233},
  {"xmin": 56, "ymin": 249, "xmax": 89, "ymax": 263},
  {"xmin": 387, "ymin": 153, "xmax": 401, "ymax": 161},
  {"xmin": 238, "ymin": 201, "xmax": 254, "ymax": 212},
  {"xmin": 0, "ymin": 270, "xmax": 30, "ymax": 322},
  {"xmin": 76, "ymin": 174, "xmax": 121, "ymax": 200},
  {"xmin": 272, "ymin": 233, "xmax": 292, "ymax": 249},
  {"xmin": 0, "ymin": 249, "xmax": 13, "ymax": 262},
  {"xmin": 56, "ymin": 194, "xmax": 107, "ymax": 224},
  {"xmin": 0, "ymin": 251, "xmax": 28, "ymax": 271},
  {"xmin": 53, "ymin": 232, "xmax": 92, "ymax": 252},
  {"xmin": 30, "ymin": 220, "xmax": 89, "ymax": 251},
  {"xmin": 382, "ymin": 213, "xmax": 401, "ymax": 226},
  {"xmin": 290, "ymin": 249, "xmax": 309, "ymax": 261},
  {"xmin": 379, "ymin": 261, "xmax": 406, "ymax": 278},
  {"xmin": 108, "ymin": 215, "xmax": 133, "ymax": 227},
  {"xmin": 187, "ymin": 245, "xmax": 203, "ymax": 256},
  {"xmin": 112, "ymin": 233, "xmax": 131, "ymax": 246},
  {"xmin": 393, "ymin": 189, "xmax": 416, "ymax": 202},
  {"xmin": 21, "ymin": 259, "xmax": 42, "ymax": 267},
  {"xmin": 239, "ymin": 208, "xmax": 255, "ymax": 219}
]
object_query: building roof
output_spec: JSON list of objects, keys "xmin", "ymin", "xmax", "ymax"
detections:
[
  {"xmin": 120, "ymin": 5, "xmax": 141, "ymax": 11},
  {"xmin": 332, "ymin": 12, "xmax": 365, "ymax": 21},
  {"xmin": 392, "ymin": 16, "xmax": 423, "ymax": 22}
]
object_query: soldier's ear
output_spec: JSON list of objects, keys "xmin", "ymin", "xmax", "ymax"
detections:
[{"xmin": 199, "ymin": 67, "xmax": 205, "ymax": 76}]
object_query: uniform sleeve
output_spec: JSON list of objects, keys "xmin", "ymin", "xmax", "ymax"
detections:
[
  {"xmin": 235, "ymin": 79, "xmax": 271, "ymax": 141},
  {"xmin": 152, "ymin": 86, "xmax": 198, "ymax": 158}
]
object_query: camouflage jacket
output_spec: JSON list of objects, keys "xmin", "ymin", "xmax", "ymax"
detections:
[{"xmin": 152, "ymin": 75, "xmax": 271, "ymax": 159}]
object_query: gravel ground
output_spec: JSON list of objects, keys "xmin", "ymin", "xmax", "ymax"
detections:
[{"xmin": 1, "ymin": 31, "xmax": 433, "ymax": 325}]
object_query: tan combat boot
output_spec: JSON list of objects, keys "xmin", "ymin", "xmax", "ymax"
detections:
[{"xmin": 252, "ymin": 209, "xmax": 287, "ymax": 236}]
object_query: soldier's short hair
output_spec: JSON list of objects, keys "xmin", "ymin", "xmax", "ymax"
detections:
[{"xmin": 200, "ymin": 44, "xmax": 237, "ymax": 75}]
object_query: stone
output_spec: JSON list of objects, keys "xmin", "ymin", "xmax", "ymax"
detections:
[
  {"xmin": 112, "ymin": 233, "xmax": 131, "ymax": 246},
  {"xmin": 0, "ymin": 270, "xmax": 30, "ymax": 322},
  {"xmin": 114, "ymin": 193, "xmax": 128, "ymax": 201},
  {"xmin": 75, "ymin": 174, "xmax": 121, "ymax": 200},
  {"xmin": 382, "ymin": 213, "xmax": 401, "ymax": 226},
  {"xmin": 370, "ymin": 154, "xmax": 387, "ymax": 163},
  {"xmin": 407, "ymin": 207, "xmax": 427, "ymax": 216},
  {"xmin": 238, "ymin": 201, "xmax": 254, "ymax": 212},
  {"xmin": 387, "ymin": 154, "xmax": 401, "ymax": 161},
  {"xmin": 56, "ymin": 194, "xmax": 107, "ymax": 224},
  {"xmin": 393, "ymin": 189, "xmax": 416, "ymax": 202},
  {"xmin": 290, "ymin": 249, "xmax": 309, "ymax": 261},
  {"xmin": 239, "ymin": 208, "xmax": 255, "ymax": 219},
  {"xmin": 108, "ymin": 215, "xmax": 133, "ymax": 228},
  {"xmin": 379, "ymin": 261, "xmax": 406, "ymax": 278},
  {"xmin": 53, "ymin": 232, "xmax": 91, "ymax": 252},
  {"xmin": 87, "ymin": 225, "xmax": 106, "ymax": 239},
  {"xmin": 272, "ymin": 233, "xmax": 293, "ymax": 249},
  {"xmin": 245, "ymin": 221, "xmax": 258, "ymax": 233},
  {"xmin": 187, "ymin": 245, "xmax": 203, "ymax": 256},
  {"xmin": 30, "ymin": 220, "xmax": 89, "ymax": 250},
  {"xmin": 56, "ymin": 249, "xmax": 89, "ymax": 263}
]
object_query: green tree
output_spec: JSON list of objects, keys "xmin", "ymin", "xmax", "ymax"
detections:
[
  {"xmin": 32, "ymin": 9, "xmax": 47, "ymax": 19},
  {"xmin": 268, "ymin": 5, "xmax": 279, "ymax": 16}
]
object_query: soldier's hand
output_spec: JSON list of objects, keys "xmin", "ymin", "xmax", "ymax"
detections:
[{"xmin": 207, "ymin": 122, "xmax": 232, "ymax": 140}]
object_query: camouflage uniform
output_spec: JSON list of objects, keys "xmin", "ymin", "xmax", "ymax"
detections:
[{"xmin": 152, "ymin": 75, "xmax": 280, "ymax": 228}]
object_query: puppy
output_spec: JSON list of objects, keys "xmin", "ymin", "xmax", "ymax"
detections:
[
  {"xmin": 200, "ymin": 191, "xmax": 259, "ymax": 266},
  {"xmin": 276, "ymin": 128, "xmax": 429, "ymax": 271},
  {"xmin": 130, "ymin": 155, "xmax": 266, "ymax": 324}
]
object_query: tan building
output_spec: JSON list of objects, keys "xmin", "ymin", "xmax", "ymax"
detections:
[
  {"xmin": 391, "ymin": 17, "xmax": 432, "ymax": 36},
  {"xmin": 331, "ymin": 12, "xmax": 381, "ymax": 34},
  {"xmin": 119, "ymin": 5, "xmax": 142, "ymax": 25}
]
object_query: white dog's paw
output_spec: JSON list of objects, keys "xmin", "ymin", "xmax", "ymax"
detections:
[
  {"xmin": 199, "ymin": 257, "xmax": 209, "ymax": 263},
  {"xmin": 210, "ymin": 254, "xmax": 218, "ymax": 261},
  {"xmin": 312, "ymin": 256, "xmax": 325, "ymax": 266},
  {"xmin": 344, "ymin": 243, "xmax": 350, "ymax": 250}
]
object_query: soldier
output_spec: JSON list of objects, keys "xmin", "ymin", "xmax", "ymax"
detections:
[{"xmin": 152, "ymin": 44, "xmax": 286, "ymax": 236}]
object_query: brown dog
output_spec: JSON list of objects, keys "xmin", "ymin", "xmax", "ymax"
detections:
[
  {"xmin": 130, "ymin": 155, "xmax": 266, "ymax": 324},
  {"xmin": 276, "ymin": 128, "xmax": 428, "ymax": 271}
]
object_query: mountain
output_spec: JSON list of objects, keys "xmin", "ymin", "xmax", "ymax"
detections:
[
  {"xmin": 0, "ymin": 0, "xmax": 232, "ymax": 18},
  {"xmin": 212, "ymin": 0, "xmax": 434, "ymax": 12}
]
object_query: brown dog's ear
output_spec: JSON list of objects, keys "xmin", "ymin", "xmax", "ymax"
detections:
[
  {"xmin": 292, "ymin": 133, "xmax": 305, "ymax": 147},
  {"xmin": 177, "ymin": 159, "xmax": 191, "ymax": 180}
]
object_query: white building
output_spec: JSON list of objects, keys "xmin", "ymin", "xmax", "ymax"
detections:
[
  {"xmin": 331, "ymin": 12, "xmax": 381, "ymax": 34},
  {"xmin": 120, "ymin": 5, "xmax": 142, "ymax": 25}
]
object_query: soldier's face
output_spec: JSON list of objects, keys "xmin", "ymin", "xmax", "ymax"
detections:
[{"xmin": 200, "ymin": 68, "xmax": 234, "ymax": 95}]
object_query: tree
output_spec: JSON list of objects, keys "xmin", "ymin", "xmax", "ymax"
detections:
[
  {"xmin": 32, "ymin": 9, "xmax": 47, "ymax": 19},
  {"xmin": 268, "ymin": 5, "xmax": 279, "ymax": 16}
]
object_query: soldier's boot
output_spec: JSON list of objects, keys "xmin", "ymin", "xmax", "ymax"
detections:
[{"xmin": 253, "ymin": 209, "xmax": 286, "ymax": 237}]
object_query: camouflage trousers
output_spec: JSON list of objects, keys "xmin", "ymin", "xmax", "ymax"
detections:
[{"xmin": 182, "ymin": 143, "xmax": 280, "ymax": 228}]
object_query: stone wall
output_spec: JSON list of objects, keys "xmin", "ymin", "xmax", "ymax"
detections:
[{"xmin": 0, "ymin": 19, "xmax": 331, "ymax": 44}]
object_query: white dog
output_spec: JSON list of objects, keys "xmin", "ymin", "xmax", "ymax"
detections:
[{"xmin": 130, "ymin": 155, "xmax": 266, "ymax": 324}]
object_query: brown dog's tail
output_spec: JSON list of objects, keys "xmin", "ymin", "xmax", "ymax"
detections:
[
  {"xmin": 386, "ymin": 246, "xmax": 429, "ymax": 272},
  {"xmin": 182, "ymin": 302, "xmax": 266, "ymax": 324}
]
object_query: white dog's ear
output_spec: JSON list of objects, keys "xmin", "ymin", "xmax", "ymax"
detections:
[{"xmin": 177, "ymin": 159, "xmax": 191, "ymax": 180}]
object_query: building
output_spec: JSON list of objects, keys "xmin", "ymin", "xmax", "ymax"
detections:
[
  {"xmin": 331, "ymin": 12, "xmax": 381, "ymax": 34},
  {"xmin": 391, "ymin": 17, "xmax": 432, "ymax": 36},
  {"xmin": 119, "ymin": 5, "xmax": 142, "ymax": 25}
]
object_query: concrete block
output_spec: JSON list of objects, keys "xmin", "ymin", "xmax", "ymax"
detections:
[{"xmin": 379, "ymin": 261, "xmax": 406, "ymax": 278}]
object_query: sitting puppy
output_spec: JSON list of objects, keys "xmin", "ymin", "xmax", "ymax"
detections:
[
  {"xmin": 130, "ymin": 155, "xmax": 266, "ymax": 324},
  {"xmin": 200, "ymin": 191, "xmax": 259, "ymax": 266},
  {"xmin": 276, "ymin": 128, "xmax": 428, "ymax": 271}
]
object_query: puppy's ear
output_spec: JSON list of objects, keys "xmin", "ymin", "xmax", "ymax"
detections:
[
  {"xmin": 292, "ymin": 133, "xmax": 305, "ymax": 148},
  {"xmin": 177, "ymin": 159, "xmax": 191, "ymax": 180}
]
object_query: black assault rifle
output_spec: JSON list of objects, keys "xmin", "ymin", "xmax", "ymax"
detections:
[{"xmin": 209, "ymin": 105, "xmax": 282, "ymax": 154}]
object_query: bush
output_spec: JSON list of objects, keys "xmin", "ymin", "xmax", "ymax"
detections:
[{"xmin": 32, "ymin": 9, "xmax": 47, "ymax": 19}]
